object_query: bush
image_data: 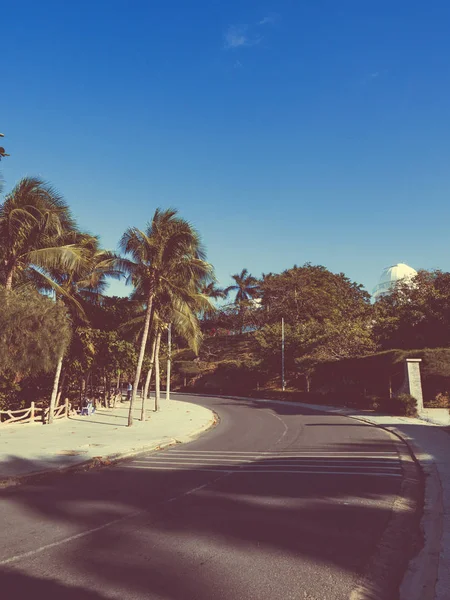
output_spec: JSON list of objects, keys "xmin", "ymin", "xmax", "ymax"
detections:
[
  {"xmin": 397, "ymin": 394, "xmax": 418, "ymax": 417},
  {"xmin": 173, "ymin": 348, "xmax": 197, "ymax": 361},
  {"xmin": 426, "ymin": 392, "xmax": 450, "ymax": 408},
  {"xmin": 375, "ymin": 393, "xmax": 418, "ymax": 417},
  {"xmin": 175, "ymin": 361, "xmax": 202, "ymax": 378}
]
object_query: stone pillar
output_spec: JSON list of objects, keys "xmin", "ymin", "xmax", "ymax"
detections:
[{"xmin": 404, "ymin": 358, "xmax": 424, "ymax": 412}]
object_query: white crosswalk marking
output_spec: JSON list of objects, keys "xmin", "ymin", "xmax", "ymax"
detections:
[{"xmin": 121, "ymin": 450, "xmax": 402, "ymax": 477}]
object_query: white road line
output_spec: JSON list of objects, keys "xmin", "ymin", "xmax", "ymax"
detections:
[
  {"xmin": 130, "ymin": 460, "xmax": 401, "ymax": 471},
  {"xmin": 133, "ymin": 458, "xmax": 400, "ymax": 465},
  {"xmin": 132, "ymin": 461, "xmax": 401, "ymax": 470},
  {"xmin": 160, "ymin": 455, "xmax": 399, "ymax": 461},
  {"xmin": 163, "ymin": 452, "xmax": 399, "ymax": 459},
  {"xmin": 0, "ymin": 473, "xmax": 233, "ymax": 566},
  {"xmin": 0, "ymin": 509, "xmax": 143, "ymax": 566},
  {"xmin": 122, "ymin": 465, "xmax": 402, "ymax": 477},
  {"xmin": 166, "ymin": 449, "xmax": 397, "ymax": 456},
  {"xmin": 270, "ymin": 411, "xmax": 289, "ymax": 446}
]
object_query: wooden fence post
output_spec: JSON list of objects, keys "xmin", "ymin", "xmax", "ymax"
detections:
[
  {"xmin": 64, "ymin": 397, "xmax": 69, "ymax": 418},
  {"xmin": 30, "ymin": 401, "xmax": 35, "ymax": 423}
]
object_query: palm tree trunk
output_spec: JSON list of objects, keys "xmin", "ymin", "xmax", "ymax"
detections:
[
  {"xmin": 113, "ymin": 370, "xmax": 121, "ymax": 407},
  {"xmin": 80, "ymin": 376, "xmax": 86, "ymax": 405},
  {"xmin": 166, "ymin": 323, "xmax": 172, "ymax": 401},
  {"xmin": 154, "ymin": 330, "xmax": 162, "ymax": 412},
  {"xmin": 56, "ymin": 368, "xmax": 66, "ymax": 406},
  {"xmin": 141, "ymin": 336, "xmax": 157, "ymax": 421},
  {"xmin": 5, "ymin": 268, "xmax": 13, "ymax": 291},
  {"xmin": 129, "ymin": 293, "xmax": 153, "ymax": 426},
  {"xmin": 48, "ymin": 354, "xmax": 63, "ymax": 424},
  {"xmin": 103, "ymin": 372, "xmax": 108, "ymax": 407}
]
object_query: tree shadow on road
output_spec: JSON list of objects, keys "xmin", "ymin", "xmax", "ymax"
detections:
[
  {"xmin": 0, "ymin": 443, "xmax": 422, "ymax": 600},
  {"xmin": 0, "ymin": 568, "xmax": 110, "ymax": 600},
  {"xmin": 0, "ymin": 394, "xmax": 429, "ymax": 599}
]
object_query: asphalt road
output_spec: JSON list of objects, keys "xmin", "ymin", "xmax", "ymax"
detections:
[{"xmin": 0, "ymin": 394, "xmax": 419, "ymax": 600}]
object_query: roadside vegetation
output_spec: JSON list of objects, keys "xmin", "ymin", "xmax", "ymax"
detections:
[{"xmin": 1, "ymin": 171, "xmax": 449, "ymax": 423}]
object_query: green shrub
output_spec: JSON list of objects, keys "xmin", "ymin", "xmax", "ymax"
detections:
[
  {"xmin": 426, "ymin": 392, "xmax": 450, "ymax": 408},
  {"xmin": 173, "ymin": 348, "xmax": 197, "ymax": 361},
  {"xmin": 375, "ymin": 393, "xmax": 418, "ymax": 417},
  {"xmin": 367, "ymin": 395, "xmax": 388, "ymax": 412},
  {"xmin": 175, "ymin": 361, "xmax": 202, "ymax": 377},
  {"xmin": 397, "ymin": 394, "xmax": 418, "ymax": 417}
]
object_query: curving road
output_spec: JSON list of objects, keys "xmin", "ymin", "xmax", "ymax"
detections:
[{"xmin": 0, "ymin": 394, "xmax": 419, "ymax": 600}]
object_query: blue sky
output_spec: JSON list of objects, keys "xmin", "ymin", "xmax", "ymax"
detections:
[{"xmin": 2, "ymin": 0, "xmax": 450, "ymax": 297}]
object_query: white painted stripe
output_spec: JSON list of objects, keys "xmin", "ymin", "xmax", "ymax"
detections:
[
  {"xmin": 0, "ymin": 472, "xmax": 233, "ymax": 566},
  {"xmin": 164, "ymin": 450, "xmax": 398, "ymax": 456},
  {"xmin": 122, "ymin": 465, "xmax": 402, "ymax": 477},
  {"xmin": 163, "ymin": 450, "xmax": 398, "ymax": 458},
  {"xmin": 164, "ymin": 453, "xmax": 398, "ymax": 459},
  {"xmin": 133, "ymin": 454, "xmax": 400, "ymax": 466},
  {"xmin": 0, "ymin": 509, "xmax": 143, "ymax": 566},
  {"xmin": 132, "ymin": 456, "xmax": 400, "ymax": 469},
  {"xmin": 131, "ymin": 460, "xmax": 401, "ymax": 471}
]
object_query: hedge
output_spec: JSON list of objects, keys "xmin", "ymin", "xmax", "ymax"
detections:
[{"xmin": 312, "ymin": 348, "xmax": 450, "ymax": 404}]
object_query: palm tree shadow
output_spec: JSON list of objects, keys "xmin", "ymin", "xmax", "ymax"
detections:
[
  {"xmin": 0, "ymin": 568, "xmax": 109, "ymax": 599},
  {"xmin": 0, "ymin": 445, "xmax": 422, "ymax": 600}
]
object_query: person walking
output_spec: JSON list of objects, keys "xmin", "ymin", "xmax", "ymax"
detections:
[{"xmin": 127, "ymin": 382, "xmax": 132, "ymax": 402}]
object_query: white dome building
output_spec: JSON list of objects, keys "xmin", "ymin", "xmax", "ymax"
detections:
[{"xmin": 372, "ymin": 263, "xmax": 417, "ymax": 300}]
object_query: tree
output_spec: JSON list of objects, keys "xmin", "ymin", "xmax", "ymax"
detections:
[
  {"xmin": 0, "ymin": 132, "xmax": 8, "ymax": 161},
  {"xmin": 92, "ymin": 330, "xmax": 137, "ymax": 406},
  {"xmin": 0, "ymin": 177, "xmax": 88, "ymax": 290},
  {"xmin": 119, "ymin": 208, "xmax": 214, "ymax": 426},
  {"xmin": 0, "ymin": 286, "xmax": 71, "ymax": 385},
  {"xmin": 223, "ymin": 269, "xmax": 261, "ymax": 333},
  {"xmin": 36, "ymin": 237, "xmax": 122, "ymax": 422},
  {"xmin": 254, "ymin": 264, "xmax": 375, "ymax": 389},
  {"xmin": 255, "ymin": 318, "xmax": 376, "ymax": 391},
  {"xmin": 123, "ymin": 280, "xmax": 213, "ymax": 419},
  {"xmin": 260, "ymin": 264, "xmax": 371, "ymax": 326},
  {"xmin": 225, "ymin": 269, "xmax": 260, "ymax": 304},
  {"xmin": 201, "ymin": 282, "xmax": 227, "ymax": 300},
  {"xmin": 374, "ymin": 270, "xmax": 450, "ymax": 349}
]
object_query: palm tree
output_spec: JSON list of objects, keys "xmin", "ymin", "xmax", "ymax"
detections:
[
  {"xmin": 155, "ymin": 288, "xmax": 210, "ymax": 411},
  {"xmin": 225, "ymin": 269, "xmax": 261, "ymax": 334},
  {"xmin": 201, "ymin": 282, "xmax": 228, "ymax": 300},
  {"xmin": 225, "ymin": 268, "xmax": 260, "ymax": 304},
  {"xmin": 119, "ymin": 208, "xmax": 214, "ymax": 426},
  {"xmin": 0, "ymin": 132, "xmax": 8, "ymax": 161},
  {"xmin": 0, "ymin": 177, "xmax": 87, "ymax": 290},
  {"xmin": 119, "ymin": 285, "xmax": 211, "ymax": 418},
  {"xmin": 36, "ymin": 236, "xmax": 122, "ymax": 422}
]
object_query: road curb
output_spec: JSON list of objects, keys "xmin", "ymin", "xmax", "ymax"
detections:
[
  {"xmin": 349, "ymin": 430, "xmax": 423, "ymax": 600},
  {"xmin": 172, "ymin": 410, "xmax": 219, "ymax": 444},
  {"xmin": 0, "ymin": 410, "xmax": 217, "ymax": 490},
  {"xmin": 393, "ymin": 429, "xmax": 443, "ymax": 600},
  {"xmin": 297, "ymin": 410, "xmax": 443, "ymax": 600}
]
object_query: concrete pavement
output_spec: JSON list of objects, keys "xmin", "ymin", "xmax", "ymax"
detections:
[
  {"xmin": 222, "ymin": 394, "xmax": 448, "ymax": 600},
  {"xmin": 0, "ymin": 394, "xmax": 421, "ymax": 600},
  {"xmin": 0, "ymin": 398, "xmax": 215, "ymax": 485}
]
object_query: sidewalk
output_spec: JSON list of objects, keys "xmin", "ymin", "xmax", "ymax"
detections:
[{"xmin": 0, "ymin": 398, "xmax": 215, "ymax": 486}]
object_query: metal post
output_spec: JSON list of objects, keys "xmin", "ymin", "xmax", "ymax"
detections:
[
  {"xmin": 281, "ymin": 317, "xmax": 285, "ymax": 391},
  {"xmin": 166, "ymin": 323, "xmax": 172, "ymax": 401}
]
